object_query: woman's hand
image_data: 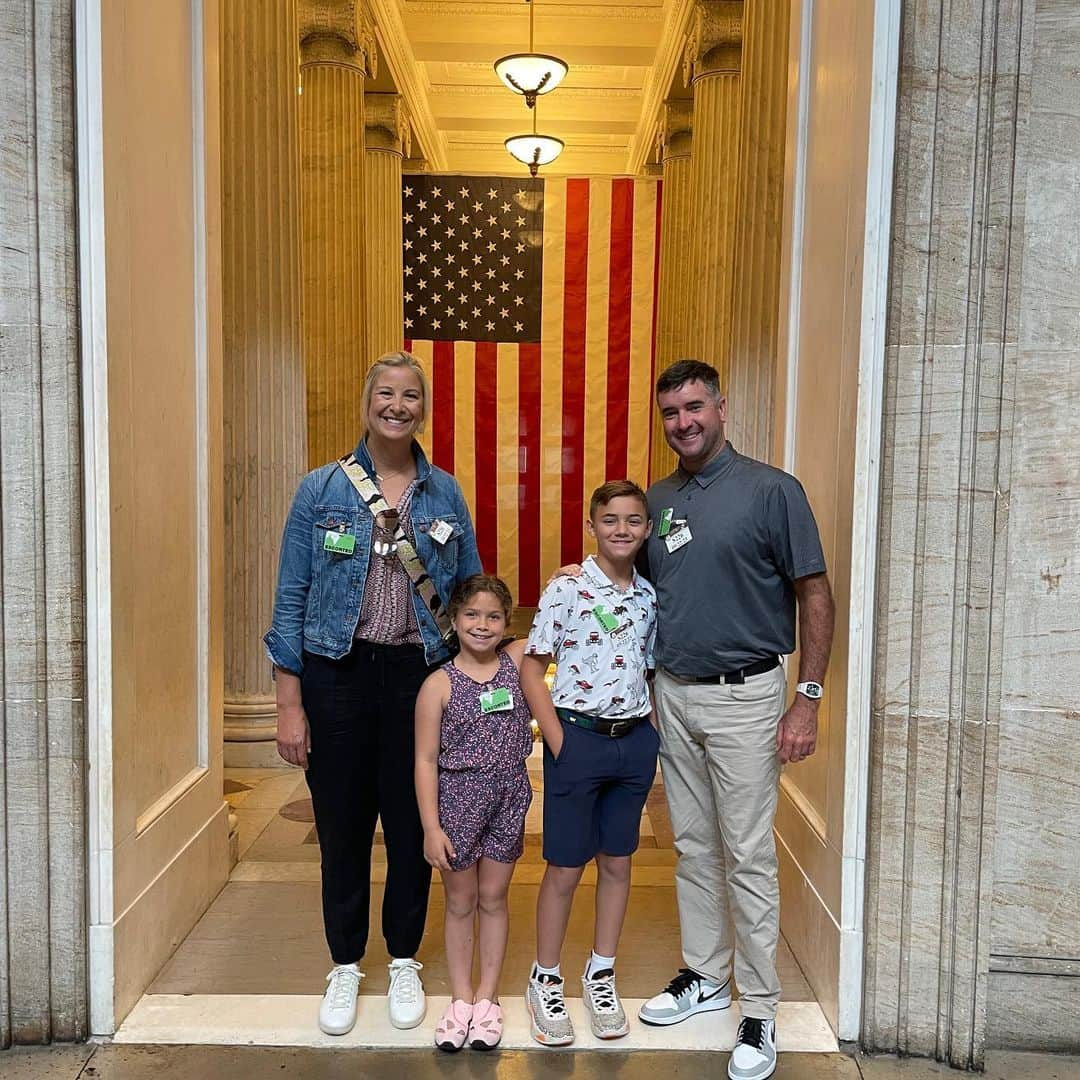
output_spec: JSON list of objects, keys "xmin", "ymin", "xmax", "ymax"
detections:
[
  {"xmin": 276, "ymin": 703, "xmax": 311, "ymax": 769},
  {"xmin": 424, "ymin": 827, "xmax": 456, "ymax": 872}
]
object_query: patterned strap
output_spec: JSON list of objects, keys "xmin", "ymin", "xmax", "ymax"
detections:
[{"xmin": 338, "ymin": 454, "xmax": 453, "ymax": 640}]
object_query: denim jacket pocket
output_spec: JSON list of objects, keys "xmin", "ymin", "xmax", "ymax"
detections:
[
  {"xmin": 309, "ymin": 506, "xmax": 361, "ymax": 640},
  {"xmin": 415, "ymin": 513, "xmax": 463, "ymax": 575}
]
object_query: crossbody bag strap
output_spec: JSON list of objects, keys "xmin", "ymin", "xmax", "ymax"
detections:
[{"xmin": 338, "ymin": 454, "xmax": 453, "ymax": 640}]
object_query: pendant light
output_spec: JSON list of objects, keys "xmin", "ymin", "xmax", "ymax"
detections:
[
  {"xmin": 505, "ymin": 103, "xmax": 564, "ymax": 175},
  {"xmin": 494, "ymin": 0, "xmax": 568, "ymax": 108}
]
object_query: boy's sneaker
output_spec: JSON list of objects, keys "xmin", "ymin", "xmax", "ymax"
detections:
[
  {"xmin": 526, "ymin": 969, "xmax": 575, "ymax": 1046},
  {"xmin": 728, "ymin": 1017, "xmax": 777, "ymax": 1080},
  {"xmin": 581, "ymin": 968, "xmax": 629, "ymax": 1039},
  {"xmin": 387, "ymin": 958, "xmax": 425, "ymax": 1029},
  {"xmin": 638, "ymin": 967, "xmax": 731, "ymax": 1026},
  {"xmin": 319, "ymin": 963, "xmax": 363, "ymax": 1035}
]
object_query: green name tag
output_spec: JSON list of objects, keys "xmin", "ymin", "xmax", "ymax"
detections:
[
  {"xmin": 480, "ymin": 687, "xmax": 512, "ymax": 713},
  {"xmin": 658, "ymin": 507, "xmax": 674, "ymax": 537},
  {"xmin": 593, "ymin": 605, "xmax": 619, "ymax": 633},
  {"xmin": 323, "ymin": 531, "xmax": 356, "ymax": 555}
]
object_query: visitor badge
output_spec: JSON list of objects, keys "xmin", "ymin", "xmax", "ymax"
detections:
[
  {"xmin": 664, "ymin": 522, "xmax": 693, "ymax": 553},
  {"xmin": 480, "ymin": 688, "xmax": 513, "ymax": 713},
  {"xmin": 593, "ymin": 605, "xmax": 619, "ymax": 633},
  {"xmin": 323, "ymin": 530, "xmax": 356, "ymax": 555},
  {"xmin": 658, "ymin": 507, "xmax": 674, "ymax": 537},
  {"xmin": 429, "ymin": 518, "xmax": 454, "ymax": 545}
]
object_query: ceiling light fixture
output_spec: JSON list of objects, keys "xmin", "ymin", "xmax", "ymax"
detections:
[
  {"xmin": 505, "ymin": 104, "xmax": 564, "ymax": 175},
  {"xmin": 494, "ymin": 0, "xmax": 568, "ymax": 108}
]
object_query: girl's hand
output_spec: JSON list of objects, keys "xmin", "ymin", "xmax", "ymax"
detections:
[
  {"xmin": 276, "ymin": 704, "xmax": 311, "ymax": 769},
  {"xmin": 424, "ymin": 828, "xmax": 456, "ymax": 872}
]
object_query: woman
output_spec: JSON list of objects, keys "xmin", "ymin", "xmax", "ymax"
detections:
[{"xmin": 264, "ymin": 351, "xmax": 482, "ymax": 1037}]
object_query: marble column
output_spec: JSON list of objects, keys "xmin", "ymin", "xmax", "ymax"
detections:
[
  {"xmin": 0, "ymin": 0, "xmax": 86, "ymax": 1044},
  {"xmin": 650, "ymin": 101, "xmax": 694, "ymax": 481},
  {"xmin": 299, "ymin": 0, "xmax": 375, "ymax": 467},
  {"xmin": 684, "ymin": 0, "xmax": 743, "ymax": 387},
  {"xmin": 364, "ymin": 93, "xmax": 410, "ymax": 363},
  {"xmin": 726, "ymin": 0, "xmax": 787, "ymax": 461},
  {"xmin": 221, "ymin": 0, "xmax": 308, "ymax": 766}
]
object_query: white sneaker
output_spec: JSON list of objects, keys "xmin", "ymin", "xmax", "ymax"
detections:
[
  {"xmin": 319, "ymin": 963, "xmax": 363, "ymax": 1035},
  {"xmin": 728, "ymin": 1017, "xmax": 777, "ymax": 1080},
  {"xmin": 387, "ymin": 957, "xmax": 426, "ymax": 1029}
]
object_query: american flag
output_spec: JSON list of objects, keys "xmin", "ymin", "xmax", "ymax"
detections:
[{"xmin": 405, "ymin": 175, "xmax": 662, "ymax": 606}]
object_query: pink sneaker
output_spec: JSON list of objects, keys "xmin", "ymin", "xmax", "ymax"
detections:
[
  {"xmin": 469, "ymin": 998, "xmax": 503, "ymax": 1050},
  {"xmin": 435, "ymin": 999, "xmax": 473, "ymax": 1052}
]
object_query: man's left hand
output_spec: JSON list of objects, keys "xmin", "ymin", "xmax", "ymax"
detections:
[{"xmin": 776, "ymin": 695, "xmax": 818, "ymax": 764}]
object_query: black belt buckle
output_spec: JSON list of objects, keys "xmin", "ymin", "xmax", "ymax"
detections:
[{"xmin": 724, "ymin": 669, "xmax": 745, "ymax": 686}]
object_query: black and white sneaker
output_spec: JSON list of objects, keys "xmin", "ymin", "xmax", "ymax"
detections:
[
  {"xmin": 728, "ymin": 1017, "xmax": 777, "ymax": 1080},
  {"xmin": 637, "ymin": 967, "xmax": 731, "ymax": 1026}
]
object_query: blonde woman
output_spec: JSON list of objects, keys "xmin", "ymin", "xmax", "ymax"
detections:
[{"xmin": 265, "ymin": 352, "xmax": 482, "ymax": 1036}]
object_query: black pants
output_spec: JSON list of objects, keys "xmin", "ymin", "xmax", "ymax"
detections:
[{"xmin": 301, "ymin": 642, "xmax": 434, "ymax": 964}]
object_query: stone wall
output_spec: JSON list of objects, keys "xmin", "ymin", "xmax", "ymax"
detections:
[
  {"xmin": 0, "ymin": 0, "xmax": 86, "ymax": 1045},
  {"xmin": 864, "ymin": 0, "xmax": 1079, "ymax": 1063}
]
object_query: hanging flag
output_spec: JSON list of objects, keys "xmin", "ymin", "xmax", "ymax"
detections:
[{"xmin": 404, "ymin": 174, "xmax": 661, "ymax": 606}]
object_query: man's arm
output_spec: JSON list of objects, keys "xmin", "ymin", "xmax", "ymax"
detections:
[{"xmin": 776, "ymin": 572, "xmax": 834, "ymax": 764}]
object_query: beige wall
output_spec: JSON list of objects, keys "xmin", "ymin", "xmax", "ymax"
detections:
[{"xmin": 89, "ymin": 0, "xmax": 229, "ymax": 1032}]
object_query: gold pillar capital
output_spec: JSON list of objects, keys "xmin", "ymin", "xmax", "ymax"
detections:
[
  {"xmin": 403, "ymin": 156, "xmax": 430, "ymax": 173},
  {"xmin": 684, "ymin": 0, "xmax": 743, "ymax": 84},
  {"xmin": 657, "ymin": 99, "xmax": 693, "ymax": 163},
  {"xmin": 299, "ymin": 0, "xmax": 376, "ymax": 76},
  {"xmin": 365, "ymin": 93, "xmax": 411, "ymax": 156}
]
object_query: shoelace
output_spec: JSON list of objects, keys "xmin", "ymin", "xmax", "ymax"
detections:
[
  {"xmin": 535, "ymin": 975, "xmax": 568, "ymax": 1017},
  {"xmin": 662, "ymin": 967, "xmax": 705, "ymax": 999},
  {"xmin": 585, "ymin": 972, "xmax": 618, "ymax": 1013},
  {"xmin": 389, "ymin": 960, "xmax": 422, "ymax": 1003},
  {"xmin": 326, "ymin": 966, "xmax": 363, "ymax": 1009},
  {"xmin": 737, "ymin": 1017, "xmax": 768, "ymax": 1051}
]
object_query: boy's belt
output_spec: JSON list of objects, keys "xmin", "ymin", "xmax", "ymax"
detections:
[
  {"xmin": 555, "ymin": 707, "xmax": 648, "ymax": 739},
  {"xmin": 677, "ymin": 656, "xmax": 781, "ymax": 685}
]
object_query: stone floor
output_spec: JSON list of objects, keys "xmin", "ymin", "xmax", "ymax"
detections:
[{"xmin": 4, "ymin": 1044, "xmax": 1079, "ymax": 1080}]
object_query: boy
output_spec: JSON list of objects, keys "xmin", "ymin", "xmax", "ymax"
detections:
[{"xmin": 519, "ymin": 480, "xmax": 658, "ymax": 1045}]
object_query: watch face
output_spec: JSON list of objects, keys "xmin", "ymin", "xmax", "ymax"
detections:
[{"xmin": 800, "ymin": 682, "xmax": 823, "ymax": 699}]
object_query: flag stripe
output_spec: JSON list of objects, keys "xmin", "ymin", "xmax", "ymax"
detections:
[
  {"xmin": 474, "ymin": 341, "xmax": 498, "ymax": 571},
  {"xmin": 648, "ymin": 181, "xmax": 663, "ymax": 483},
  {"xmin": 539, "ymin": 181, "xmax": 567, "ymax": 599},
  {"xmin": 628, "ymin": 180, "xmax": 658, "ymax": 487},
  {"xmin": 432, "ymin": 340, "xmax": 455, "ymax": 472},
  {"xmin": 408, "ymin": 339, "xmax": 434, "ymax": 460},
  {"xmin": 518, "ymin": 342, "xmax": 542, "ymax": 606},
  {"xmin": 560, "ymin": 178, "xmax": 590, "ymax": 567},
  {"xmin": 496, "ymin": 343, "xmax": 519, "ymax": 600},
  {"xmin": 454, "ymin": 341, "xmax": 476, "ymax": 514},
  {"xmin": 606, "ymin": 178, "xmax": 635, "ymax": 482}
]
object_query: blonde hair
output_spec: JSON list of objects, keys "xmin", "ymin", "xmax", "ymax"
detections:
[{"xmin": 361, "ymin": 351, "xmax": 430, "ymax": 434}]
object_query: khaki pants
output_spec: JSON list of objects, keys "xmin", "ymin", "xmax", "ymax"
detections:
[{"xmin": 654, "ymin": 664, "xmax": 786, "ymax": 1020}]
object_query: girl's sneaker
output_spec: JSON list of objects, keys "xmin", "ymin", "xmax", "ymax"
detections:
[
  {"xmin": 468, "ymin": 998, "xmax": 503, "ymax": 1050},
  {"xmin": 434, "ymin": 999, "xmax": 473, "ymax": 1052}
]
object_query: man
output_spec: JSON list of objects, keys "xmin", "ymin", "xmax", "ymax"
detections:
[{"xmin": 637, "ymin": 360, "xmax": 834, "ymax": 1080}]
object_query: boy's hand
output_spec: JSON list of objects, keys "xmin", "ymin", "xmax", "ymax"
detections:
[
  {"xmin": 545, "ymin": 563, "xmax": 583, "ymax": 588},
  {"xmin": 544, "ymin": 726, "xmax": 565, "ymax": 760},
  {"xmin": 423, "ymin": 828, "xmax": 457, "ymax": 872}
]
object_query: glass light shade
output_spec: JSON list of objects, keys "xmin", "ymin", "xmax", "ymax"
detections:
[
  {"xmin": 494, "ymin": 53, "xmax": 568, "ymax": 106},
  {"xmin": 505, "ymin": 133, "xmax": 565, "ymax": 175}
]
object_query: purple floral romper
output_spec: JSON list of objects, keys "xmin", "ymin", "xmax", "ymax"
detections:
[{"xmin": 437, "ymin": 649, "xmax": 533, "ymax": 871}]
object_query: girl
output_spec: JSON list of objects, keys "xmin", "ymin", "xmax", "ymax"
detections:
[{"xmin": 414, "ymin": 575, "xmax": 533, "ymax": 1051}]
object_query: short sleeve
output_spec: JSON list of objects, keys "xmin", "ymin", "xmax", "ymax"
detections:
[
  {"xmin": 765, "ymin": 474, "xmax": 827, "ymax": 582},
  {"xmin": 526, "ymin": 578, "xmax": 574, "ymax": 657}
]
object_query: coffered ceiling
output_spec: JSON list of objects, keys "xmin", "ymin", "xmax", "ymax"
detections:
[{"xmin": 366, "ymin": 0, "xmax": 695, "ymax": 176}]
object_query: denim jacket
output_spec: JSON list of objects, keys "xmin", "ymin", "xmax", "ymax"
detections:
[{"xmin": 264, "ymin": 439, "xmax": 482, "ymax": 672}]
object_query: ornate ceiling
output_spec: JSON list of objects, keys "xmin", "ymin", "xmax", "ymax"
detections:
[{"xmin": 365, "ymin": 0, "xmax": 695, "ymax": 176}]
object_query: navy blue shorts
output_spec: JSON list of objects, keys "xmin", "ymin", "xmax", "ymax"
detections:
[{"xmin": 542, "ymin": 717, "xmax": 660, "ymax": 867}]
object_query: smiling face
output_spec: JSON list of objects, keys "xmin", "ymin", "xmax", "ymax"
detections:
[
  {"xmin": 364, "ymin": 364, "xmax": 425, "ymax": 445},
  {"xmin": 587, "ymin": 494, "xmax": 652, "ymax": 563},
  {"xmin": 451, "ymin": 590, "xmax": 509, "ymax": 657},
  {"xmin": 657, "ymin": 379, "xmax": 727, "ymax": 472}
]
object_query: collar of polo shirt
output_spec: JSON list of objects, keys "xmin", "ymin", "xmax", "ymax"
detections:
[{"xmin": 677, "ymin": 440, "xmax": 738, "ymax": 490}]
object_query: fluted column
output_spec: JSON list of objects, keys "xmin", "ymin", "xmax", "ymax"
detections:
[
  {"xmin": 727, "ymin": 0, "xmax": 788, "ymax": 461},
  {"xmin": 685, "ymin": 0, "xmax": 743, "ymax": 387},
  {"xmin": 651, "ymin": 101, "xmax": 694, "ymax": 481},
  {"xmin": 221, "ymin": 1, "xmax": 308, "ymax": 765},
  {"xmin": 299, "ymin": 0, "xmax": 375, "ymax": 467},
  {"xmin": 364, "ymin": 93, "xmax": 410, "ymax": 362}
]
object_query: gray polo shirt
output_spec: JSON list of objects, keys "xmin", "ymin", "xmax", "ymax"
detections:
[{"xmin": 643, "ymin": 442, "xmax": 827, "ymax": 676}]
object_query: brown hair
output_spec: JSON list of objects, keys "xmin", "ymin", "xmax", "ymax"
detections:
[
  {"xmin": 589, "ymin": 479, "xmax": 649, "ymax": 519},
  {"xmin": 360, "ymin": 351, "xmax": 430, "ymax": 434},
  {"xmin": 655, "ymin": 359, "xmax": 722, "ymax": 400},
  {"xmin": 448, "ymin": 574, "xmax": 514, "ymax": 622}
]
